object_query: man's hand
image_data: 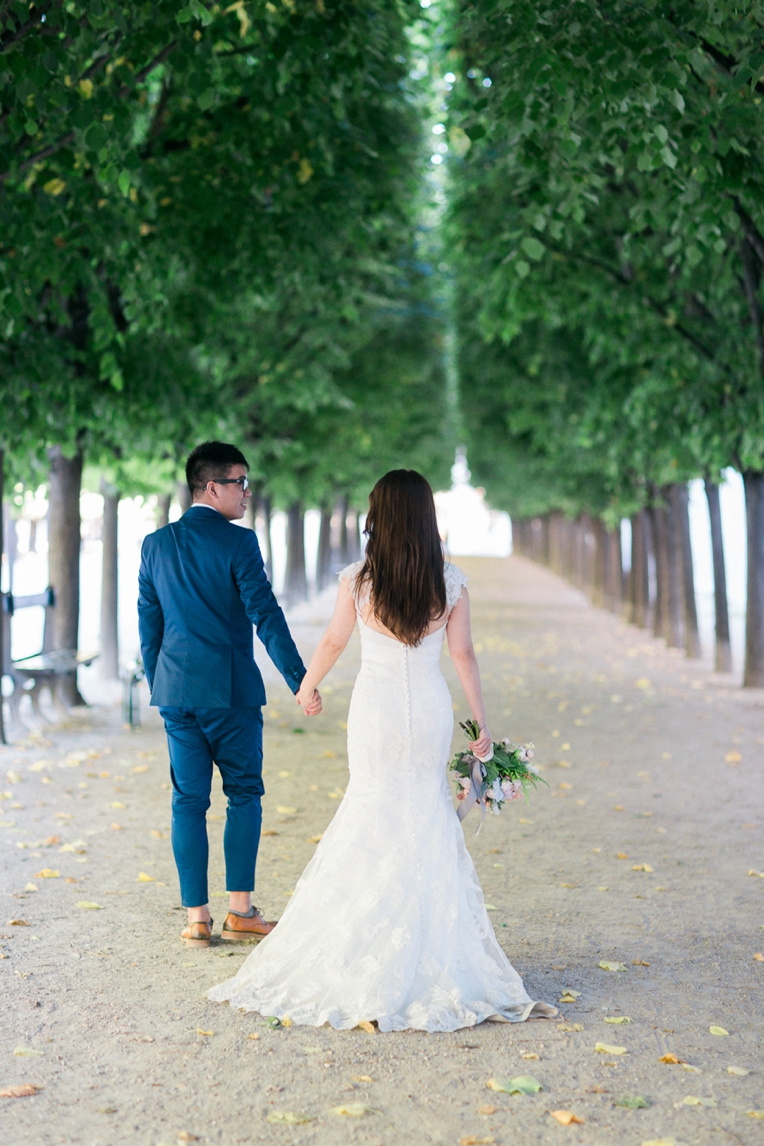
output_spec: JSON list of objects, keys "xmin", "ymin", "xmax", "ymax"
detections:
[{"xmin": 296, "ymin": 686, "xmax": 322, "ymax": 716}]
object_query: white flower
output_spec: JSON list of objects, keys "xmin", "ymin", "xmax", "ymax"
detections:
[
  {"xmin": 525, "ymin": 746, "xmax": 535, "ymax": 760},
  {"xmin": 489, "ymin": 779, "xmax": 504, "ymax": 804},
  {"xmin": 527, "ymin": 763, "xmax": 539, "ymax": 776}
]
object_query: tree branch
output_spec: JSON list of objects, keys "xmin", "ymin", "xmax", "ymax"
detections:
[
  {"xmin": 732, "ymin": 197, "xmax": 764, "ymax": 268},
  {"xmin": 118, "ymin": 40, "xmax": 178, "ymax": 94},
  {"xmin": 0, "ymin": 129, "xmax": 75, "ymax": 183},
  {"xmin": 0, "ymin": 1, "xmax": 64, "ymax": 55}
]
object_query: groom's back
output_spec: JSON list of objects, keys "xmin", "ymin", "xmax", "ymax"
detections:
[{"xmin": 139, "ymin": 508, "xmax": 264, "ymax": 708}]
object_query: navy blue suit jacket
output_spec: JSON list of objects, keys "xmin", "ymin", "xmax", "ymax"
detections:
[{"xmin": 138, "ymin": 506, "xmax": 305, "ymax": 707}]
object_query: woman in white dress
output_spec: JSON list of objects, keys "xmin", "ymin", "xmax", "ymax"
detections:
[{"xmin": 208, "ymin": 470, "xmax": 556, "ymax": 1032}]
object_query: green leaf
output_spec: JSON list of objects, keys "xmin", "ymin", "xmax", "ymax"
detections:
[
  {"xmin": 660, "ymin": 146, "xmax": 677, "ymax": 169},
  {"xmin": 24, "ymin": 120, "xmax": 38, "ymax": 136},
  {"xmin": 117, "ymin": 170, "xmax": 131, "ymax": 197},
  {"xmin": 85, "ymin": 123, "xmax": 108, "ymax": 152},
  {"xmin": 615, "ymin": 1095, "xmax": 649, "ymax": 1109},
  {"xmin": 465, "ymin": 123, "xmax": 486, "ymax": 141},
  {"xmin": 670, "ymin": 89, "xmax": 685, "ymax": 112},
  {"xmin": 521, "ymin": 237, "xmax": 545, "ymax": 262},
  {"xmin": 515, "ymin": 259, "xmax": 530, "ymax": 278}
]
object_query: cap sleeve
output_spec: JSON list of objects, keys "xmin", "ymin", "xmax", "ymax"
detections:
[
  {"xmin": 338, "ymin": 561, "xmax": 368, "ymax": 610},
  {"xmin": 444, "ymin": 562, "xmax": 468, "ymax": 613}
]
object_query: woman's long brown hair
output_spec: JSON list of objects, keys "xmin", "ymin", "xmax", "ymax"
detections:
[{"xmin": 358, "ymin": 470, "xmax": 446, "ymax": 646}]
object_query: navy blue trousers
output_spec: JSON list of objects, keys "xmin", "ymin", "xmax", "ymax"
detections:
[{"xmin": 159, "ymin": 706, "xmax": 264, "ymax": 908}]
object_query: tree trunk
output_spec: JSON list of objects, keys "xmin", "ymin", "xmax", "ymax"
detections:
[
  {"xmin": 591, "ymin": 518, "xmax": 606, "ymax": 607},
  {"xmin": 155, "ymin": 493, "xmax": 171, "ymax": 530},
  {"xmin": 177, "ymin": 479, "xmax": 192, "ymax": 514},
  {"xmin": 671, "ymin": 483, "xmax": 701, "ymax": 659},
  {"xmin": 285, "ymin": 501, "xmax": 307, "ymax": 606},
  {"xmin": 316, "ymin": 506, "xmax": 332, "ymax": 590},
  {"xmin": 704, "ymin": 478, "xmax": 732, "ymax": 673},
  {"xmin": 649, "ymin": 499, "xmax": 670, "ymax": 643},
  {"xmin": 664, "ymin": 486, "xmax": 684, "ymax": 649},
  {"xmin": 347, "ymin": 508, "xmax": 361, "ymax": 561},
  {"xmin": 0, "ymin": 449, "xmax": 6, "ymax": 743},
  {"xmin": 743, "ymin": 469, "xmax": 764, "ymax": 687},
  {"xmin": 629, "ymin": 511, "xmax": 649, "ymax": 629},
  {"xmin": 259, "ymin": 494, "xmax": 273, "ymax": 582},
  {"xmin": 338, "ymin": 496, "xmax": 350, "ymax": 563},
  {"xmin": 3, "ymin": 504, "xmax": 17, "ymax": 591},
  {"xmin": 604, "ymin": 526, "xmax": 623, "ymax": 612},
  {"xmin": 47, "ymin": 445, "xmax": 85, "ymax": 706},
  {"xmin": 100, "ymin": 480, "xmax": 120, "ymax": 680}
]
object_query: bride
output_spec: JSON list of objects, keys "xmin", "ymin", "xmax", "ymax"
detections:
[{"xmin": 208, "ymin": 469, "xmax": 557, "ymax": 1031}]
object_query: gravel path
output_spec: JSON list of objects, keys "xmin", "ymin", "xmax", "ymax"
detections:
[{"xmin": 2, "ymin": 555, "xmax": 762, "ymax": 1146}]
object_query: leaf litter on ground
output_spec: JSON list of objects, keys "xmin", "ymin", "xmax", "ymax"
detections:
[
  {"xmin": 486, "ymin": 1075, "xmax": 543, "ymax": 1094},
  {"xmin": 599, "ymin": 961, "xmax": 627, "ymax": 972},
  {"xmin": 595, "ymin": 1043, "xmax": 628, "ymax": 1055},
  {"xmin": 265, "ymin": 1111, "xmax": 314, "ymax": 1124},
  {"xmin": 0, "ymin": 1084, "xmax": 41, "ymax": 1098},
  {"xmin": 550, "ymin": 1110, "xmax": 584, "ymax": 1124},
  {"xmin": 616, "ymin": 1095, "xmax": 650, "ymax": 1108},
  {"xmin": 330, "ymin": 1102, "xmax": 379, "ymax": 1117}
]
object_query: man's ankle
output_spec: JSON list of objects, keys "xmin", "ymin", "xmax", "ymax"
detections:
[
  {"xmin": 187, "ymin": 905, "xmax": 211, "ymax": 924},
  {"xmin": 228, "ymin": 892, "xmax": 252, "ymax": 915}
]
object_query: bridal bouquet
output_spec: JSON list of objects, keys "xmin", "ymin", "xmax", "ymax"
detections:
[{"xmin": 451, "ymin": 719, "xmax": 547, "ymax": 829}]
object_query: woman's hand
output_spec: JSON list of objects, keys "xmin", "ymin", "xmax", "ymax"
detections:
[
  {"xmin": 469, "ymin": 727, "xmax": 493, "ymax": 759},
  {"xmin": 296, "ymin": 687, "xmax": 322, "ymax": 716}
]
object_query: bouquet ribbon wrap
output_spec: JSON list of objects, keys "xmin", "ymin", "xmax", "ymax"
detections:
[{"xmin": 456, "ymin": 750, "xmax": 493, "ymax": 834}]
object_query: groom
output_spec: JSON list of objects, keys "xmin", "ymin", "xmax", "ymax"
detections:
[{"xmin": 138, "ymin": 440, "xmax": 321, "ymax": 946}]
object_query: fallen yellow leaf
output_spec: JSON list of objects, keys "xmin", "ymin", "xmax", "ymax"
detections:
[
  {"xmin": 677, "ymin": 1095, "xmax": 716, "ymax": 1107},
  {"xmin": 747, "ymin": 870, "xmax": 764, "ymax": 878},
  {"xmin": 659, "ymin": 1053, "xmax": 686, "ymax": 1064},
  {"xmin": 550, "ymin": 1111, "xmax": 584, "ymax": 1125},
  {"xmin": 265, "ymin": 1111, "xmax": 314, "ymax": 1124},
  {"xmin": 75, "ymin": 901, "xmax": 103, "ymax": 910},
  {"xmin": 616, "ymin": 852, "xmax": 629, "ymax": 859},
  {"xmin": 559, "ymin": 1023, "xmax": 584, "ymax": 1031},
  {"xmin": 276, "ymin": 805, "xmax": 297, "ymax": 814},
  {"xmin": 632, "ymin": 864, "xmax": 653, "ymax": 872},
  {"xmin": 24, "ymin": 883, "xmax": 37, "ymax": 892},
  {"xmin": 307, "ymin": 834, "xmax": 323, "ymax": 843},
  {"xmin": 7, "ymin": 919, "xmax": 29, "ymax": 926},
  {"xmin": 0, "ymin": 1084, "xmax": 41, "ymax": 1097},
  {"xmin": 460, "ymin": 1138, "xmax": 495, "ymax": 1145},
  {"xmin": 330, "ymin": 1103, "xmax": 377, "ymax": 1117},
  {"xmin": 641, "ymin": 1140, "xmax": 677, "ymax": 1146},
  {"xmin": 33, "ymin": 868, "xmax": 59, "ymax": 879},
  {"xmin": 632, "ymin": 959, "xmax": 650, "ymax": 966},
  {"xmin": 478, "ymin": 1105, "xmax": 497, "ymax": 1114},
  {"xmin": 247, "ymin": 1033, "xmax": 259, "ymax": 1040},
  {"xmin": 13, "ymin": 1047, "xmax": 43, "ymax": 1057},
  {"xmin": 352, "ymin": 1075, "xmax": 373, "ymax": 1082},
  {"xmin": 521, "ymin": 1051, "xmax": 539, "ymax": 1059},
  {"xmin": 604, "ymin": 1016, "xmax": 631, "ymax": 1024},
  {"xmin": 137, "ymin": 872, "xmax": 155, "ymax": 882},
  {"xmin": 753, "ymin": 953, "xmax": 764, "ymax": 962},
  {"xmin": 746, "ymin": 1110, "xmax": 764, "ymax": 1118},
  {"xmin": 356, "ymin": 1020, "xmax": 376, "ymax": 1034},
  {"xmin": 635, "ymin": 677, "xmax": 651, "ymax": 689},
  {"xmin": 727, "ymin": 1066, "xmax": 749, "ymax": 1076},
  {"xmin": 196, "ymin": 1029, "xmax": 214, "ymax": 1036},
  {"xmin": 709, "ymin": 1025, "xmax": 729, "ymax": 1036},
  {"xmin": 725, "ymin": 751, "xmax": 741, "ymax": 763},
  {"xmin": 599, "ymin": 961, "xmax": 627, "ymax": 972},
  {"xmin": 595, "ymin": 1043, "xmax": 628, "ymax": 1055}
]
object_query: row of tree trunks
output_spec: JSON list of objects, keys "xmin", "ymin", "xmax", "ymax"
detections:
[
  {"xmin": 47, "ymin": 446, "xmax": 85, "ymax": 707},
  {"xmin": 283, "ymin": 498, "xmax": 363, "ymax": 607},
  {"xmin": 100, "ymin": 480, "xmax": 120, "ymax": 681},
  {"xmin": 512, "ymin": 483, "xmax": 711, "ymax": 667}
]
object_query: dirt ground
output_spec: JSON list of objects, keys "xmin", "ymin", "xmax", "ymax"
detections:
[{"xmin": 1, "ymin": 555, "xmax": 763, "ymax": 1146}]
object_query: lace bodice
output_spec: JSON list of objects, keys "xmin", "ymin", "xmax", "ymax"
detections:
[{"xmin": 339, "ymin": 559, "xmax": 468, "ymax": 621}]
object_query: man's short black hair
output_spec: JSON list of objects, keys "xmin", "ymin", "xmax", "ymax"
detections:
[{"xmin": 185, "ymin": 441, "xmax": 250, "ymax": 495}]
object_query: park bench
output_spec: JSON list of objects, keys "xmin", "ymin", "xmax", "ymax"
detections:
[{"xmin": 1, "ymin": 588, "xmax": 98, "ymax": 719}]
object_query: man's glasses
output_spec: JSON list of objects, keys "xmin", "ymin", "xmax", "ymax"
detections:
[{"xmin": 209, "ymin": 476, "xmax": 249, "ymax": 491}]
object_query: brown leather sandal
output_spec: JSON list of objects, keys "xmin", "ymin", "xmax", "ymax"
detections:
[{"xmin": 181, "ymin": 918, "xmax": 213, "ymax": 947}]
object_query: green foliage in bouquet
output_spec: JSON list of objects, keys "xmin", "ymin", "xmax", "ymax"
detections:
[{"xmin": 451, "ymin": 719, "xmax": 548, "ymax": 806}]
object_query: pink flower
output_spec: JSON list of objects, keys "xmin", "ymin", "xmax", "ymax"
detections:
[{"xmin": 501, "ymin": 779, "xmax": 522, "ymax": 801}]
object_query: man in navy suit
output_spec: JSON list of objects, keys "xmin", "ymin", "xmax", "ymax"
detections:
[{"xmin": 138, "ymin": 441, "xmax": 321, "ymax": 947}]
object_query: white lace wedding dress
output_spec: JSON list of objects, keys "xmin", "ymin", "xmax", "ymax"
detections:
[{"xmin": 208, "ymin": 562, "xmax": 555, "ymax": 1032}]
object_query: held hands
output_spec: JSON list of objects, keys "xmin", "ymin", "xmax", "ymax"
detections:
[
  {"xmin": 468, "ymin": 727, "xmax": 493, "ymax": 760},
  {"xmin": 296, "ymin": 686, "xmax": 322, "ymax": 716}
]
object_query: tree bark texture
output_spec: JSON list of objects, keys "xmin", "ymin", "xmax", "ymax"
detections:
[
  {"xmin": 671, "ymin": 483, "xmax": 701, "ymax": 658},
  {"xmin": 743, "ymin": 469, "xmax": 764, "ymax": 687},
  {"xmin": 591, "ymin": 518, "xmax": 606, "ymax": 607},
  {"xmin": 100, "ymin": 481, "xmax": 120, "ymax": 680},
  {"xmin": 47, "ymin": 445, "xmax": 85, "ymax": 706},
  {"xmin": 704, "ymin": 478, "xmax": 732, "ymax": 673},
  {"xmin": 663, "ymin": 486, "xmax": 684, "ymax": 649},
  {"xmin": 316, "ymin": 507, "xmax": 332, "ymax": 591},
  {"xmin": 260, "ymin": 495, "xmax": 273, "ymax": 583},
  {"xmin": 155, "ymin": 493, "xmax": 171, "ymax": 530},
  {"xmin": 604, "ymin": 526, "xmax": 623, "ymax": 612},
  {"xmin": 649, "ymin": 499, "xmax": 669, "ymax": 643},
  {"xmin": 285, "ymin": 501, "xmax": 307, "ymax": 606},
  {"xmin": 337, "ymin": 496, "xmax": 350, "ymax": 564},
  {"xmin": 629, "ymin": 512, "xmax": 649, "ymax": 628},
  {"xmin": 177, "ymin": 479, "xmax": 192, "ymax": 515}
]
